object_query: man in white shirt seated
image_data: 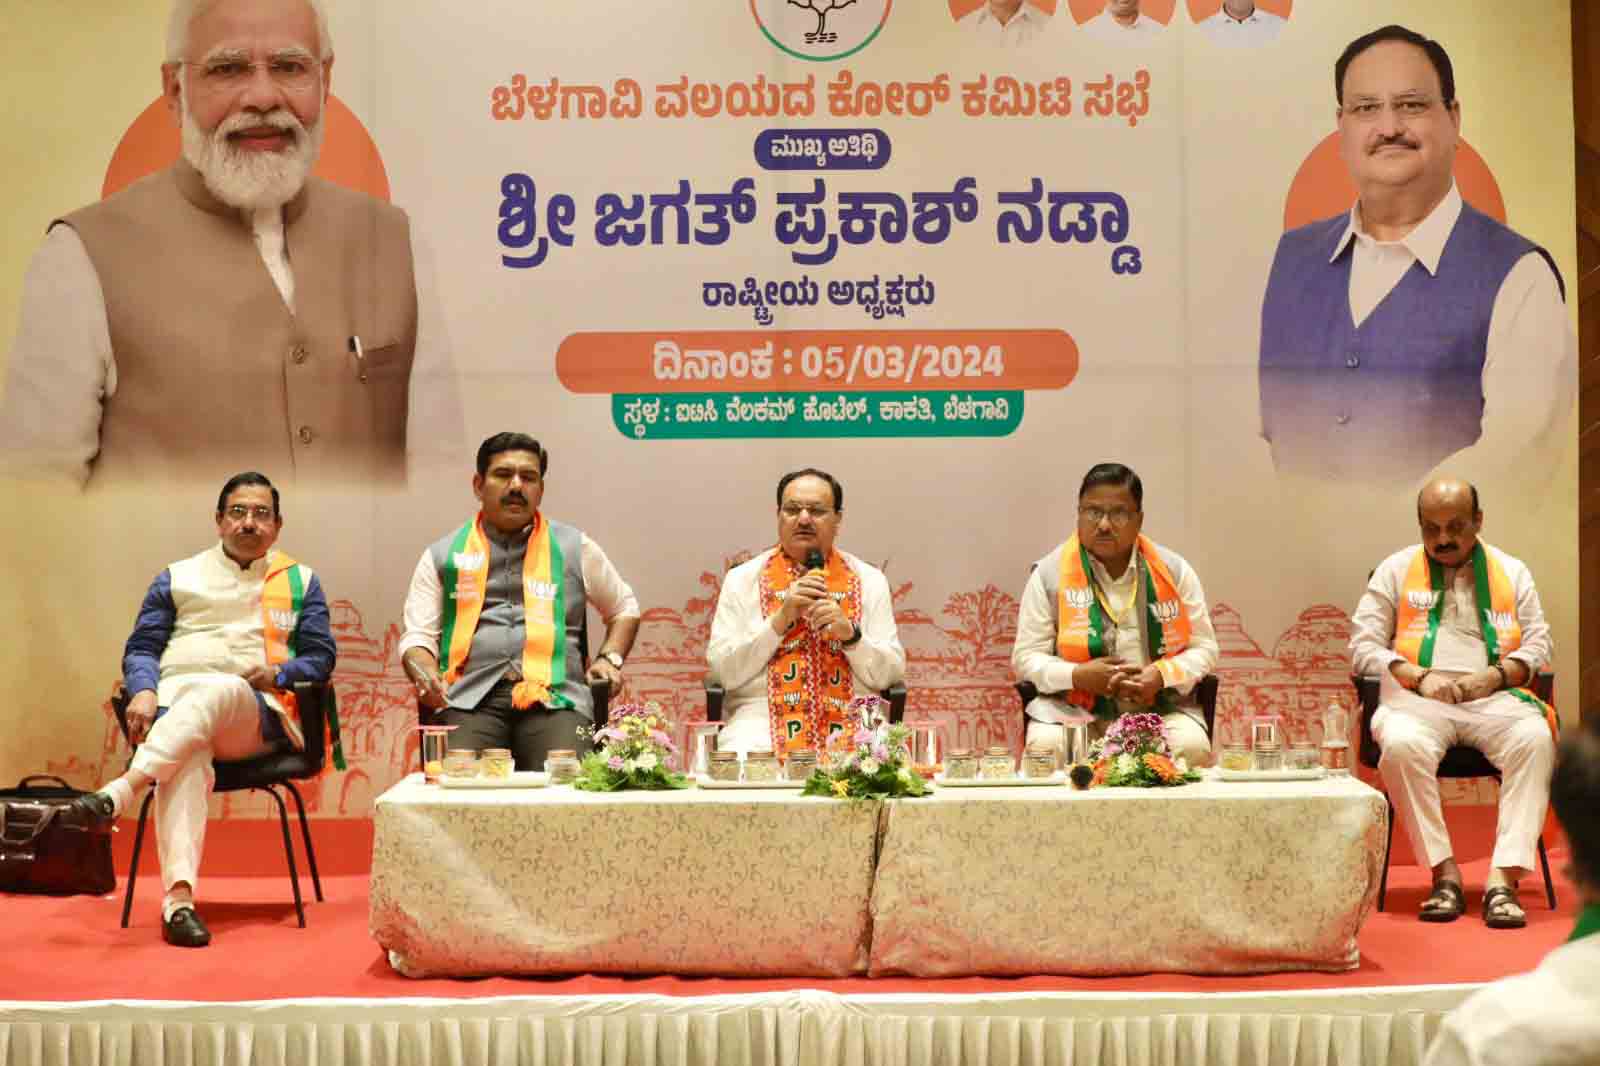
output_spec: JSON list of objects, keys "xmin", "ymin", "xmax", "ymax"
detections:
[
  {"xmin": 1196, "ymin": 1, "xmax": 1286, "ymax": 47},
  {"xmin": 1423, "ymin": 724, "xmax": 1600, "ymax": 1066},
  {"xmin": 1011, "ymin": 463, "xmax": 1219, "ymax": 767},
  {"xmin": 1350, "ymin": 477, "xmax": 1556, "ymax": 928},
  {"xmin": 957, "ymin": 0, "xmax": 1049, "ymax": 47},
  {"xmin": 706, "ymin": 468, "xmax": 906, "ymax": 755},
  {"xmin": 398, "ymin": 433, "xmax": 640, "ymax": 771},
  {"xmin": 1081, "ymin": 0, "xmax": 1163, "ymax": 40}
]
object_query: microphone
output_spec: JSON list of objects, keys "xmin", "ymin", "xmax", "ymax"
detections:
[{"xmin": 804, "ymin": 548, "xmax": 825, "ymax": 572}]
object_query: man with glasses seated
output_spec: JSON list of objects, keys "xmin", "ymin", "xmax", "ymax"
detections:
[
  {"xmin": 72, "ymin": 472, "xmax": 337, "ymax": 947},
  {"xmin": 1011, "ymin": 462, "xmax": 1218, "ymax": 767},
  {"xmin": 398, "ymin": 433, "xmax": 639, "ymax": 773},
  {"xmin": 0, "ymin": 0, "xmax": 455, "ymax": 484},
  {"xmin": 1351, "ymin": 477, "xmax": 1555, "ymax": 929},
  {"xmin": 706, "ymin": 468, "xmax": 906, "ymax": 755}
]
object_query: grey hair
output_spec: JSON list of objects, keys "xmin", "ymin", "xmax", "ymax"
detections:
[{"xmin": 166, "ymin": 0, "xmax": 334, "ymax": 62}]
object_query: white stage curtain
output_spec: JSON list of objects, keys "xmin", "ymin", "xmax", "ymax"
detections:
[{"xmin": 0, "ymin": 985, "xmax": 1474, "ymax": 1066}]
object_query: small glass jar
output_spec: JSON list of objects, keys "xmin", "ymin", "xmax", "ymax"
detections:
[
  {"xmin": 708, "ymin": 749, "xmax": 741, "ymax": 782},
  {"xmin": 744, "ymin": 751, "xmax": 781, "ymax": 782},
  {"xmin": 1321, "ymin": 740, "xmax": 1350, "ymax": 774},
  {"xmin": 1219, "ymin": 744, "xmax": 1252, "ymax": 772},
  {"xmin": 980, "ymin": 745, "xmax": 1015, "ymax": 780},
  {"xmin": 1288, "ymin": 743, "xmax": 1320, "ymax": 771},
  {"xmin": 442, "ymin": 748, "xmax": 479, "ymax": 779},
  {"xmin": 785, "ymin": 748, "xmax": 818, "ymax": 781},
  {"xmin": 944, "ymin": 749, "xmax": 978, "ymax": 780},
  {"xmin": 1252, "ymin": 745, "xmax": 1284, "ymax": 772},
  {"xmin": 545, "ymin": 748, "xmax": 580, "ymax": 783},
  {"xmin": 1023, "ymin": 744, "xmax": 1057, "ymax": 779},
  {"xmin": 479, "ymin": 747, "xmax": 513, "ymax": 779}
]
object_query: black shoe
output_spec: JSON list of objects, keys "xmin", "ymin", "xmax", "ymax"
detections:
[
  {"xmin": 69, "ymin": 791, "xmax": 116, "ymax": 829},
  {"xmin": 162, "ymin": 907, "xmax": 212, "ymax": 947}
]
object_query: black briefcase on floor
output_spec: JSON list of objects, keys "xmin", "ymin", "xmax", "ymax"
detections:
[{"xmin": 0, "ymin": 775, "xmax": 116, "ymax": 896}]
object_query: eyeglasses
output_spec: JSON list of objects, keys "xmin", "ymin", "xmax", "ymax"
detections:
[
  {"xmin": 223, "ymin": 505, "xmax": 277, "ymax": 522},
  {"xmin": 780, "ymin": 504, "xmax": 836, "ymax": 519},
  {"xmin": 1341, "ymin": 94, "xmax": 1448, "ymax": 123},
  {"xmin": 184, "ymin": 55, "xmax": 322, "ymax": 93},
  {"xmin": 1078, "ymin": 506, "xmax": 1137, "ymax": 527}
]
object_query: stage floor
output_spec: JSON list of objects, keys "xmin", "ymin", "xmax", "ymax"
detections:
[{"xmin": 0, "ymin": 819, "xmax": 1577, "ymax": 1003}]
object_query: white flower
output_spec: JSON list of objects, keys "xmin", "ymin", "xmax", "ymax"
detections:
[
  {"xmin": 897, "ymin": 767, "xmax": 914, "ymax": 783},
  {"xmin": 860, "ymin": 757, "xmax": 881, "ymax": 775},
  {"xmin": 623, "ymin": 758, "xmax": 637, "ymax": 773},
  {"xmin": 637, "ymin": 752, "xmax": 659, "ymax": 771},
  {"xmin": 1114, "ymin": 753, "xmax": 1137, "ymax": 775},
  {"xmin": 1174, "ymin": 756, "xmax": 1189, "ymax": 774}
]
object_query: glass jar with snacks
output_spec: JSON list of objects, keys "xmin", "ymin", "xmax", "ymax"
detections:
[
  {"xmin": 1219, "ymin": 744, "xmax": 1252, "ymax": 772},
  {"xmin": 980, "ymin": 745, "xmax": 1015, "ymax": 779},
  {"xmin": 1252, "ymin": 745, "xmax": 1284, "ymax": 772},
  {"xmin": 1289, "ymin": 743, "xmax": 1320, "ymax": 771},
  {"xmin": 944, "ymin": 749, "xmax": 978, "ymax": 780},
  {"xmin": 479, "ymin": 748, "xmax": 513, "ymax": 779},
  {"xmin": 785, "ymin": 748, "xmax": 818, "ymax": 781},
  {"xmin": 1023, "ymin": 744, "xmax": 1057, "ymax": 779},
  {"xmin": 708, "ymin": 749, "xmax": 741, "ymax": 782},
  {"xmin": 442, "ymin": 748, "xmax": 479, "ymax": 779},
  {"xmin": 744, "ymin": 751, "xmax": 781, "ymax": 782},
  {"xmin": 545, "ymin": 749, "xmax": 580, "ymax": 784}
]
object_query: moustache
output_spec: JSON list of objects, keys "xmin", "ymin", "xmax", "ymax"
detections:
[
  {"xmin": 501, "ymin": 494, "xmax": 527, "ymax": 506},
  {"xmin": 1372, "ymin": 136, "xmax": 1417, "ymax": 152}
]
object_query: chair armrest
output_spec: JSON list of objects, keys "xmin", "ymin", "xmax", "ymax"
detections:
[
  {"xmin": 703, "ymin": 676, "xmax": 724, "ymax": 722},
  {"xmin": 1352, "ymin": 674, "xmax": 1381, "ymax": 770},
  {"xmin": 590, "ymin": 680, "xmax": 612, "ymax": 728},
  {"xmin": 883, "ymin": 682, "xmax": 907, "ymax": 724}
]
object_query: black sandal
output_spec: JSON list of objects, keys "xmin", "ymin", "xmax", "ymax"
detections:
[
  {"xmin": 1419, "ymin": 880, "xmax": 1465, "ymax": 922},
  {"xmin": 1483, "ymin": 885, "xmax": 1527, "ymax": 929}
]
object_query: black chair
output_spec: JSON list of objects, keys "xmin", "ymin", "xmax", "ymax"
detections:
[
  {"xmin": 703, "ymin": 678, "xmax": 908, "ymax": 724},
  {"xmin": 110, "ymin": 680, "xmax": 333, "ymax": 929},
  {"xmin": 1354, "ymin": 672, "xmax": 1558, "ymax": 911},
  {"xmin": 1014, "ymin": 675, "xmax": 1219, "ymax": 746}
]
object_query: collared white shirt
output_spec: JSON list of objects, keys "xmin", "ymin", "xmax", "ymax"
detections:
[
  {"xmin": 397, "ymin": 527, "xmax": 640, "ymax": 664},
  {"xmin": 706, "ymin": 547, "xmax": 906, "ymax": 753},
  {"xmin": 1329, "ymin": 183, "xmax": 1574, "ymax": 480},
  {"xmin": 1422, "ymin": 933, "xmax": 1600, "ymax": 1066},
  {"xmin": 1349, "ymin": 540, "xmax": 1550, "ymax": 681},
  {"xmin": 1081, "ymin": 9, "xmax": 1163, "ymax": 41},
  {"xmin": 1197, "ymin": 6, "xmax": 1285, "ymax": 46},
  {"xmin": 1011, "ymin": 543, "xmax": 1219, "ymax": 698},
  {"xmin": 0, "ymin": 207, "xmax": 460, "ymax": 484},
  {"xmin": 957, "ymin": 2, "xmax": 1049, "ymax": 47}
]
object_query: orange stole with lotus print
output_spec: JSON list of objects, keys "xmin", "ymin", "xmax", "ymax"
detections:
[{"xmin": 760, "ymin": 549, "xmax": 862, "ymax": 754}]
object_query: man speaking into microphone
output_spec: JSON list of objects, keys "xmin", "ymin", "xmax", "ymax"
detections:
[{"xmin": 707, "ymin": 468, "xmax": 906, "ymax": 755}]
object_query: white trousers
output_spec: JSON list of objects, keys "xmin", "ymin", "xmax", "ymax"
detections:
[
  {"xmin": 128, "ymin": 675, "xmax": 273, "ymax": 895},
  {"xmin": 1024, "ymin": 699, "xmax": 1212, "ymax": 768},
  {"xmin": 1372, "ymin": 673, "xmax": 1555, "ymax": 873}
]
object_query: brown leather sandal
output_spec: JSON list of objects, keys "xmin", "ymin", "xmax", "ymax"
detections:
[
  {"xmin": 1483, "ymin": 885, "xmax": 1527, "ymax": 929},
  {"xmin": 1419, "ymin": 880, "xmax": 1465, "ymax": 922}
]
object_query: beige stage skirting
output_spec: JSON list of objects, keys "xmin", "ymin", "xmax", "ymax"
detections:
[{"xmin": 370, "ymin": 773, "xmax": 1385, "ymax": 979}]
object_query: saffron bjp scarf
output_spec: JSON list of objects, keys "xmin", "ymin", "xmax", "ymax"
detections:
[
  {"xmin": 1057, "ymin": 534, "xmax": 1194, "ymax": 719},
  {"xmin": 261, "ymin": 552, "xmax": 344, "ymax": 769},
  {"xmin": 437, "ymin": 513, "xmax": 569, "ymax": 709},
  {"xmin": 760, "ymin": 548, "xmax": 862, "ymax": 753}
]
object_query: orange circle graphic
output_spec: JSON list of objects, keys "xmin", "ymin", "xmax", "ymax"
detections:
[
  {"xmin": 949, "ymin": 0, "xmax": 1058, "ymax": 18},
  {"xmin": 1282, "ymin": 132, "xmax": 1505, "ymax": 231},
  {"xmin": 1185, "ymin": 0, "xmax": 1291, "ymax": 20},
  {"xmin": 1065, "ymin": 0, "xmax": 1175, "ymax": 25},
  {"xmin": 102, "ymin": 95, "xmax": 389, "ymax": 202}
]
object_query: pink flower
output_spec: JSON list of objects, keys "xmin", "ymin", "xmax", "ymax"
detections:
[{"xmin": 607, "ymin": 755, "xmax": 625, "ymax": 771}]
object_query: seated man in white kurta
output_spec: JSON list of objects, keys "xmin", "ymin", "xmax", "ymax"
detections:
[
  {"xmin": 1351, "ymin": 477, "xmax": 1555, "ymax": 929},
  {"xmin": 73, "ymin": 472, "xmax": 336, "ymax": 947},
  {"xmin": 1011, "ymin": 462, "xmax": 1218, "ymax": 767},
  {"xmin": 706, "ymin": 468, "xmax": 906, "ymax": 755}
]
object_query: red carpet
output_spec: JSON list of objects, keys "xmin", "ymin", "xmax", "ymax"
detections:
[{"xmin": 0, "ymin": 819, "xmax": 1578, "ymax": 1003}]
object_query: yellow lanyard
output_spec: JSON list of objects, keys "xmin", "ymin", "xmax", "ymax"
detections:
[{"xmin": 1091, "ymin": 560, "xmax": 1139, "ymax": 629}]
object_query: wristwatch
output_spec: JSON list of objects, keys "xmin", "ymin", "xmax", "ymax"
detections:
[
  {"xmin": 600, "ymin": 651, "xmax": 625, "ymax": 670},
  {"xmin": 839, "ymin": 622, "xmax": 863, "ymax": 647}
]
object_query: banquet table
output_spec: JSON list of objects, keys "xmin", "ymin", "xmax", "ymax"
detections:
[
  {"xmin": 867, "ymin": 774, "xmax": 1388, "ymax": 976},
  {"xmin": 370, "ymin": 772, "xmax": 1386, "ymax": 979},
  {"xmin": 369, "ymin": 775, "xmax": 880, "ymax": 978}
]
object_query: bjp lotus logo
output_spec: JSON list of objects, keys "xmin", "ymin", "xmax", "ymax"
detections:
[{"xmin": 750, "ymin": 0, "xmax": 894, "ymax": 61}]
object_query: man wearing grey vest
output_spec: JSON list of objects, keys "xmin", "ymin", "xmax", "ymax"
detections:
[
  {"xmin": 0, "ymin": 0, "xmax": 455, "ymax": 485},
  {"xmin": 398, "ymin": 433, "xmax": 640, "ymax": 771},
  {"xmin": 1258, "ymin": 25, "xmax": 1571, "ymax": 485}
]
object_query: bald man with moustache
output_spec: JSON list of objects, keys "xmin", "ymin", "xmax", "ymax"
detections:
[{"xmin": 1350, "ymin": 477, "xmax": 1556, "ymax": 929}]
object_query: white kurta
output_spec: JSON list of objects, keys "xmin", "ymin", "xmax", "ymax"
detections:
[
  {"xmin": 705, "ymin": 548, "xmax": 906, "ymax": 754},
  {"xmin": 957, "ymin": 3, "xmax": 1050, "ymax": 46}
]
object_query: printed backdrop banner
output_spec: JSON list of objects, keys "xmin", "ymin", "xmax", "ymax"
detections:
[{"xmin": 0, "ymin": 1, "xmax": 1577, "ymax": 826}]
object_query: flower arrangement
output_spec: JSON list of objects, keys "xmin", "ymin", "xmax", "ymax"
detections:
[
  {"xmin": 574, "ymin": 701, "xmax": 690, "ymax": 791},
  {"xmin": 1081, "ymin": 712, "xmax": 1200, "ymax": 788},
  {"xmin": 800, "ymin": 696, "xmax": 930, "ymax": 800}
]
